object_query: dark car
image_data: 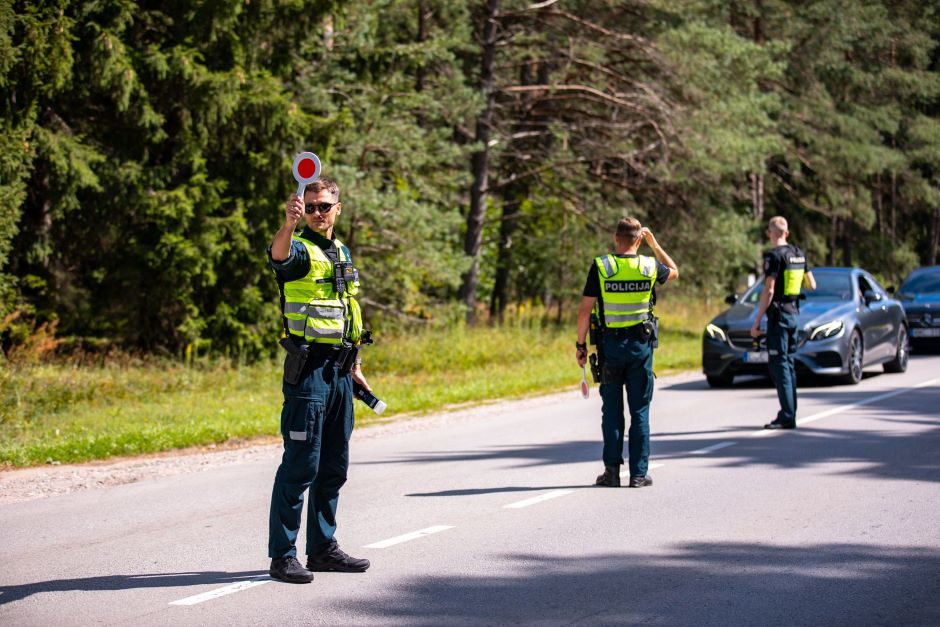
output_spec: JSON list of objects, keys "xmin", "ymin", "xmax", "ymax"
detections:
[
  {"xmin": 897, "ymin": 266, "xmax": 940, "ymax": 350},
  {"xmin": 702, "ymin": 267, "xmax": 909, "ymax": 387}
]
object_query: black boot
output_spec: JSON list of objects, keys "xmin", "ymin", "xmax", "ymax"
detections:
[
  {"xmin": 307, "ymin": 543, "xmax": 370, "ymax": 573},
  {"xmin": 269, "ymin": 556, "xmax": 314, "ymax": 584},
  {"xmin": 595, "ymin": 465, "xmax": 621, "ymax": 487},
  {"xmin": 628, "ymin": 474, "xmax": 653, "ymax": 488}
]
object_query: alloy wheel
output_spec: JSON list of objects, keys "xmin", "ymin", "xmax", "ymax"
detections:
[{"xmin": 847, "ymin": 331, "xmax": 863, "ymax": 384}]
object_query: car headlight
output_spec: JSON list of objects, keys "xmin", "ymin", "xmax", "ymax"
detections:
[
  {"xmin": 809, "ymin": 320, "xmax": 845, "ymax": 341},
  {"xmin": 705, "ymin": 323, "xmax": 727, "ymax": 342}
]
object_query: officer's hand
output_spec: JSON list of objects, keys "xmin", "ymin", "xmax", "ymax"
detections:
[
  {"xmin": 351, "ymin": 364, "xmax": 372, "ymax": 392},
  {"xmin": 749, "ymin": 324, "xmax": 761, "ymax": 338},
  {"xmin": 640, "ymin": 227, "xmax": 656, "ymax": 246},
  {"xmin": 576, "ymin": 347, "xmax": 587, "ymax": 367},
  {"xmin": 285, "ymin": 195, "xmax": 304, "ymax": 228}
]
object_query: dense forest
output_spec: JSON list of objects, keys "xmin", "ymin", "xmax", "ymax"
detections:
[{"xmin": 1, "ymin": 0, "xmax": 938, "ymax": 359}]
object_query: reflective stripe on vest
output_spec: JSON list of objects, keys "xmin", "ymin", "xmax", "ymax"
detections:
[
  {"xmin": 595, "ymin": 254, "xmax": 657, "ymax": 328},
  {"xmin": 281, "ymin": 236, "xmax": 361, "ymax": 344}
]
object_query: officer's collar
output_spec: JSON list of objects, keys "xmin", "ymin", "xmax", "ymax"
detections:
[
  {"xmin": 614, "ymin": 253, "xmax": 639, "ymax": 258},
  {"xmin": 300, "ymin": 227, "xmax": 336, "ymax": 248}
]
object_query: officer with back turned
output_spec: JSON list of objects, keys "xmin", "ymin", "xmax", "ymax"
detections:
[
  {"xmin": 750, "ymin": 215, "xmax": 816, "ymax": 429},
  {"xmin": 576, "ymin": 218, "xmax": 678, "ymax": 488},
  {"xmin": 266, "ymin": 177, "xmax": 372, "ymax": 584}
]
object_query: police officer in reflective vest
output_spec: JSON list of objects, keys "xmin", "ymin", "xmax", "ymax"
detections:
[
  {"xmin": 576, "ymin": 218, "xmax": 678, "ymax": 487},
  {"xmin": 266, "ymin": 178, "xmax": 371, "ymax": 583},
  {"xmin": 750, "ymin": 215, "xmax": 816, "ymax": 429}
]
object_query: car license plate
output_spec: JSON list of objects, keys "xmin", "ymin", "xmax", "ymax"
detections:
[
  {"xmin": 744, "ymin": 351, "xmax": 769, "ymax": 363},
  {"xmin": 912, "ymin": 328, "xmax": 940, "ymax": 337}
]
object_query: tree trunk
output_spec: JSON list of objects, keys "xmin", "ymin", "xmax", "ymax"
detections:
[
  {"xmin": 828, "ymin": 214, "xmax": 837, "ymax": 266},
  {"xmin": 842, "ymin": 219, "xmax": 852, "ymax": 267},
  {"xmin": 415, "ymin": 2, "xmax": 427, "ymax": 93},
  {"xmin": 750, "ymin": 172, "xmax": 764, "ymax": 220},
  {"xmin": 458, "ymin": 0, "xmax": 499, "ymax": 324},
  {"xmin": 929, "ymin": 207, "xmax": 940, "ymax": 266},
  {"xmin": 875, "ymin": 173, "xmax": 883, "ymax": 233},
  {"xmin": 490, "ymin": 60, "xmax": 548, "ymax": 321},
  {"xmin": 490, "ymin": 196, "xmax": 519, "ymax": 321}
]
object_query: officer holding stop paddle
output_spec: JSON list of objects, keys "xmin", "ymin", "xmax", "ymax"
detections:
[{"xmin": 265, "ymin": 152, "xmax": 373, "ymax": 584}]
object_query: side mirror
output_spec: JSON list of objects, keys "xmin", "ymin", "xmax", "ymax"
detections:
[
  {"xmin": 863, "ymin": 290, "xmax": 882, "ymax": 305},
  {"xmin": 724, "ymin": 293, "xmax": 738, "ymax": 305},
  {"xmin": 887, "ymin": 285, "xmax": 896, "ymax": 294}
]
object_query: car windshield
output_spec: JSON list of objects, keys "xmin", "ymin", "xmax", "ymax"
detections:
[
  {"xmin": 741, "ymin": 272, "xmax": 853, "ymax": 304},
  {"xmin": 900, "ymin": 271, "xmax": 940, "ymax": 295}
]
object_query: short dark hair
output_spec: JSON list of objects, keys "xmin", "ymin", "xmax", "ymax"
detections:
[
  {"xmin": 305, "ymin": 177, "xmax": 340, "ymax": 202},
  {"xmin": 615, "ymin": 217, "xmax": 641, "ymax": 243}
]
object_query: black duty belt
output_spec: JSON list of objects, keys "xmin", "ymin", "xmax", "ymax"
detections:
[
  {"xmin": 605, "ymin": 325, "xmax": 648, "ymax": 340},
  {"xmin": 284, "ymin": 340, "xmax": 342, "ymax": 358}
]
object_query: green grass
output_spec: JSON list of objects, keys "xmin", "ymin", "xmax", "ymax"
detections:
[{"xmin": 0, "ymin": 300, "xmax": 716, "ymax": 467}]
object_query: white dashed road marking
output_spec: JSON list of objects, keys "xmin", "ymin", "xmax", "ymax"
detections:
[
  {"xmin": 364, "ymin": 525, "xmax": 455, "ymax": 549},
  {"xmin": 503, "ymin": 489, "xmax": 574, "ymax": 509},
  {"xmin": 169, "ymin": 577, "xmax": 271, "ymax": 606},
  {"xmin": 689, "ymin": 441, "xmax": 737, "ymax": 455}
]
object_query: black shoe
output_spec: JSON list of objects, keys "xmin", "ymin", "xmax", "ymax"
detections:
[
  {"xmin": 764, "ymin": 419, "xmax": 796, "ymax": 430},
  {"xmin": 595, "ymin": 465, "xmax": 621, "ymax": 487},
  {"xmin": 269, "ymin": 556, "xmax": 314, "ymax": 584},
  {"xmin": 628, "ymin": 474, "xmax": 653, "ymax": 488},
  {"xmin": 307, "ymin": 543, "xmax": 370, "ymax": 573}
]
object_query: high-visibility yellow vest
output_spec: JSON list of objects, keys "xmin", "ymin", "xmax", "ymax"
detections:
[
  {"xmin": 281, "ymin": 235, "xmax": 363, "ymax": 344},
  {"xmin": 781, "ymin": 246, "xmax": 806, "ymax": 297},
  {"xmin": 594, "ymin": 254, "xmax": 657, "ymax": 328}
]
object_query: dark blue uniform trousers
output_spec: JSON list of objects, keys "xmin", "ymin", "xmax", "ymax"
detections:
[
  {"xmin": 599, "ymin": 333, "xmax": 654, "ymax": 478},
  {"xmin": 268, "ymin": 355, "xmax": 354, "ymax": 559},
  {"xmin": 767, "ymin": 309, "xmax": 799, "ymax": 424}
]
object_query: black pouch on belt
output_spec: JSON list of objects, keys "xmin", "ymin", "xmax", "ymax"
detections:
[
  {"xmin": 648, "ymin": 316, "xmax": 659, "ymax": 349},
  {"xmin": 280, "ymin": 337, "xmax": 311, "ymax": 385},
  {"xmin": 335, "ymin": 341, "xmax": 360, "ymax": 375}
]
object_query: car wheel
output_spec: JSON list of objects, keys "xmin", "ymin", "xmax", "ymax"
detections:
[
  {"xmin": 706, "ymin": 373, "xmax": 734, "ymax": 388},
  {"xmin": 840, "ymin": 330, "xmax": 863, "ymax": 385},
  {"xmin": 883, "ymin": 325, "xmax": 909, "ymax": 373}
]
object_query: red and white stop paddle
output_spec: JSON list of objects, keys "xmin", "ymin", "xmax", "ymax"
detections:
[
  {"xmin": 580, "ymin": 366, "xmax": 590, "ymax": 399},
  {"xmin": 291, "ymin": 151, "xmax": 322, "ymax": 198}
]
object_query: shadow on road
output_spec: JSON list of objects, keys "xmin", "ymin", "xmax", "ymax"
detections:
[
  {"xmin": 352, "ymin": 542, "xmax": 940, "ymax": 625},
  {"xmin": 658, "ymin": 386, "xmax": 940, "ymax": 483},
  {"xmin": 385, "ymin": 379, "xmax": 939, "ymax": 491},
  {"xmin": 0, "ymin": 570, "xmax": 268, "ymax": 606}
]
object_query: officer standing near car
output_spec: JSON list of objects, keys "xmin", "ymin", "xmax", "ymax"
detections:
[
  {"xmin": 750, "ymin": 215, "xmax": 816, "ymax": 429},
  {"xmin": 266, "ymin": 177, "xmax": 372, "ymax": 584},
  {"xmin": 576, "ymin": 218, "xmax": 678, "ymax": 487}
]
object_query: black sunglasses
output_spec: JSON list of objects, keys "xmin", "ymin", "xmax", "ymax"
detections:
[{"xmin": 304, "ymin": 201, "xmax": 338, "ymax": 214}]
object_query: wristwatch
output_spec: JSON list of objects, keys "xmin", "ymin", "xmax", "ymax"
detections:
[{"xmin": 575, "ymin": 341, "xmax": 587, "ymax": 351}]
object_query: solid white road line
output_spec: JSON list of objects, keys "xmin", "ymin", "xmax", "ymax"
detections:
[
  {"xmin": 363, "ymin": 525, "xmax": 455, "ymax": 549},
  {"xmin": 751, "ymin": 377, "xmax": 940, "ymax": 437},
  {"xmin": 689, "ymin": 441, "xmax": 737, "ymax": 455},
  {"xmin": 169, "ymin": 577, "xmax": 271, "ymax": 606},
  {"xmin": 503, "ymin": 489, "xmax": 574, "ymax": 509}
]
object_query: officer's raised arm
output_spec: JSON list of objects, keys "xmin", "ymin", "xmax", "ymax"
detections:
[
  {"xmin": 639, "ymin": 227, "xmax": 678, "ymax": 281},
  {"xmin": 272, "ymin": 195, "xmax": 304, "ymax": 261}
]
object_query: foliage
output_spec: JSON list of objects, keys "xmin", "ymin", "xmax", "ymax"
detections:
[{"xmin": 1, "ymin": 0, "xmax": 938, "ymax": 357}]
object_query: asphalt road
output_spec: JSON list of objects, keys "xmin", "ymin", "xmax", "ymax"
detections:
[{"xmin": 2, "ymin": 355, "xmax": 939, "ymax": 626}]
